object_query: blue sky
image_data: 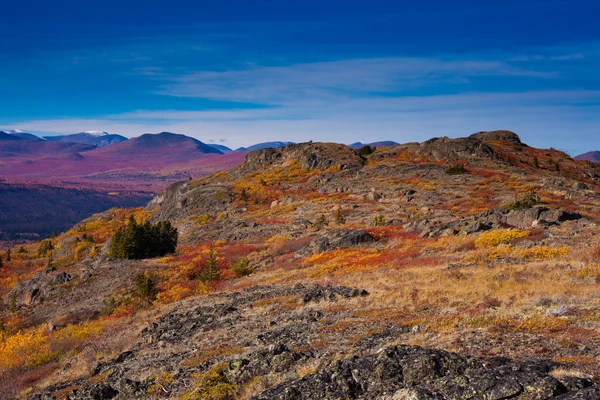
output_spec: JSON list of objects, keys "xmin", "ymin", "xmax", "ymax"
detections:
[{"xmin": 1, "ymin": 0, "xmax": 599, "ymax": 153}]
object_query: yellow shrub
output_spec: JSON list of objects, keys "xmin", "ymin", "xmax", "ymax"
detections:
[
  {"xmin": 197, "ymin": 213, "xmax": 214, "ymax": 225},
  {"xmin": 0, "ymin": 325, "xmax": 57, "ymax": 371},
  {"xmin": 474, "ymin": 229, "xmax": 529, "ymax": 248},
  {"xmin": 147, "ymin": 371, "xmax": 174, "ymax": 397},
  {"xmin": 517, "ymin": 246, "xmax": 570, "ymax": 260},
  {"xmin": 53, "ymin": 320, "xmax": 103, "ymax": 342},
  {"xmin": 156, "ymin": 284, "xmax": 193, "ymax": 304},
  {"xmin": 180, "ymin": 362, "xmax": 236, "ymax": 400}
]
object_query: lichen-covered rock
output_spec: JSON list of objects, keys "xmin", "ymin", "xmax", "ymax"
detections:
[
  {"xmin": 416, "ymin": 137, "xmax": 496, "ymax": 162},
  {"xmin": 236, "ymin": 142, "xmax": 365, "ymax": 176},
  {"xmin": 251, "ymin": 346, "xmax": 579, "ymax": 399},
  {"xmin": 299, "ymin": 229, "xmax": 377, "ymax": 255},
  {"xmin": 408, "ymin": 206, "xmax": 582, "ymax": 237},
  {"xmin": 469, "ymin": 130, "xmax": 522, "ymax": 144},
  {"xmin": 147, "ymin": 180, "xmax": 233, "ymax": 222}
]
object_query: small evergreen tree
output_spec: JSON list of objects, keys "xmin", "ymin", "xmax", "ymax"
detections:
[
  {"xmin": 315, "ymin": 214, "xmax": 328, "ymax": 227},
  {"xmin": 38, "ymin": 240, "xmax": 53, "ymax": 257},
  {"xmin": 232, "ymin": 256, "xmax": 252, "ymax": 277},
  {"xmin": 0, "ymin": 256, "xmax": 3, "ymax": 268},
  {"xmin": 334, "ymin": 208, "xmax": 346, "ymax": 225},
  {"xmin": 533, "ymin": 156, "xmax": 539, "ymax": 168},
  {"xmin": 133, "ymin": 273, "xmax": 157, "ymax": 302},
  {"xmin": 6, "ymin": 249, "xmax": 10, "ymax": 262},
  {"xmin": 373, "ymin": 214, "xmax": 387, "ymax": 226},
  {"xmin": 199, "ymin": 243, "xmax": 220, "ymax": 282},
  {"xmin": 9, "ymin": 291, "xmax": 17, "ymax": 313}
]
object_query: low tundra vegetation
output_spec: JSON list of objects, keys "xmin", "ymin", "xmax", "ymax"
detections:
[{"xmin": 3, "ymin": 137, "xmax": 600, "ymax": 396}]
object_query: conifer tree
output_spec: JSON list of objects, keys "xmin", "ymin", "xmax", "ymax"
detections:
[
  {"xmin": 109, "ymin": 215, "xmax": 178, "ymax": 260},
  {"xmin": 199, "ymin": 243, "xmax": 220, "ymax": 282},
  {"xmin": 334, "ymin": 208, "xmax": 346, "ymax": 225}
]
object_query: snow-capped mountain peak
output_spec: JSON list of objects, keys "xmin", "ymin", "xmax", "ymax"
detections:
[
  {"xmin": 9, "ymin": 129, "xmax": 24, "ymax": 134},
  {"xmin": 82, "ymin": 130, "xmax": 109, "ymax": 137}
]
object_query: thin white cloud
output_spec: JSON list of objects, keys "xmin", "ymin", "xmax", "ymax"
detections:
[{"xmin": 158, "ymin": 57, "xmax": 554, "ymax": 104}]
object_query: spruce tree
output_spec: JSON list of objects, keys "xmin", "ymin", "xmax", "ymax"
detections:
[
  {"xmin": 199, "ymin": 243, "xmax": 220, "ymax": 282},
  {"xmin": 109, "ymin": 216, "xmax": 178, "ymax": 260},
  {"xmin": 334, "ymin": 208, "xmax": 346, "ymax": 225}
]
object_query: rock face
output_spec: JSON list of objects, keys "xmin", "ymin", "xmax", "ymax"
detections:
[
  {"xmin": 470, "ymin": 130, "xmax": 522, "ymax": 144},
  {"xmin": 253, "ymin": 346, "xmax": 590, "ymax": 400},
  {"xmin": 407, "ymin": 207, "xmax": 582, "ymax": 237},
  {"xmin": 236, "ymin": 142, "xmax": 365, "ymax": 176},
  {"xmin": 300, "ymin": 229, "xmax": 377, "ymax": 255},
  {"xmin": 415, "ymin": 137, "xmax": 497, "ymax": 162},
  {"xmin": 147, "ymin": 180, "xmax": 233, "ymax": 222},
  {"xmin": 5, "ymin": 269, "xmax": 73, "ymax": 307}
]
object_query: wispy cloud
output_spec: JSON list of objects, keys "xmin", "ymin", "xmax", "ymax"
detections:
[
  {"xmin": 5, "ymin": 44, "xmax": 600, "ymax": 155},
  {"xmin": 158, "ymin": 57, "xmax": 554, "ymax": 104}
]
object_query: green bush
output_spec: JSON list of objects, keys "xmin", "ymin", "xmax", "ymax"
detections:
[
  {"xmin": 109, "ymin": 215, "xmax": 178, "ymax": 260},
  {"xmin": 502, "ymin": 191, "xmax": 539, "ymax": 210},
  {"xmin": 357, "ymin": 145, "xmax": 376, "ymax": 156},
  {"xmin": 232, "ymin": 256, "xmax": 252, "ymax": 277},
  {"xmin": 133, "ymin": 273, "xmax": 157, "ymax": 302},
  {"xmin": 445, "ymin": 163, "xmax": 466, "ymax": 175},
  {"xmin": 315, "ymin": 214, "xmax": 328, "ymax": 227},
  {"xmin": 334, "ymin": 208, "xmax": 346, "ymax": 225},
  {"xmin": 373, "ymin": 214, "xmax": 386, "ymax": 226},
  {"xmin": 38, "ymin": 240, "xmax": 53, "ymax": 257}
]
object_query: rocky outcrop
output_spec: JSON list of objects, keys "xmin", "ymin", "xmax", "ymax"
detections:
[
  {"xmin": 415, "ymin": 136, "xmax": 497, "ymax": 162},
  {"xmin": 406, "ymin": 206, "xmax": 582, "ymax": 237},
  {"xmin": 236, "ymin": 142, "xmax": 365, "ymax": 176},
  {"xmin": 147, "ymin": 180, "xmax": 233, "ymax": 222},
  {"xmin": 5, "ymin": 269, "xmax": 74, "ymax": 307},
  {"xmin": 298, "ymin": 229, "xmax": 377, "ymax": 255},
  {"xmin": 470, "ymin": 130, "xmax": 522, "ymax": 144},
  {"xmin": 31, "ymin": 283, "xmax": 599, "ymax": 400},
  {"xmin": 253, "ymin": 346, "xmax": 593, "ymax": 399}
]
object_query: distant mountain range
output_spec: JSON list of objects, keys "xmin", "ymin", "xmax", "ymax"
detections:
[
  {"xmin": 0, "ymin": 131, "xmax": 407, "ymax": 186},
  {"xmin": 235, "ymin": 141, "xmax": 295, "ymax": 151},
  {"xmin": 349, "ymin": 141, "xmax": 399, "ymax": 148},
  {"xmin": 44, "ymin": 131, "xmax": 128, "ymax": 148},
  {"xmin": 207, "ymin": 144, "xmax": 233, "ymax": 153},
  {"xmin": 87, "ymin": 132, "xmax": 223, "ymax": 162},
  {"xmin": 0, "ymin": 129, "xmax": 44, "ymax": 141}
]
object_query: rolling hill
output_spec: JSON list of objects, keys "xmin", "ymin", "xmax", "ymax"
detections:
[
  {"xmin": 235, "ymin": 141, "xmax": 294, "ymax": 151},
  {"xmin": 44, "ymin": 131, "xmax": 128, "ymax": 148},
  {"xmin": 574, "ymin": 151, "xmax": 600, "ymax": 162}
]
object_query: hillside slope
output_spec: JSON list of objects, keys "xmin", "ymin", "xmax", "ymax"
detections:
[{"xmin": 3, "ymin": 131, "xmax": 600, "ymax": 398}]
